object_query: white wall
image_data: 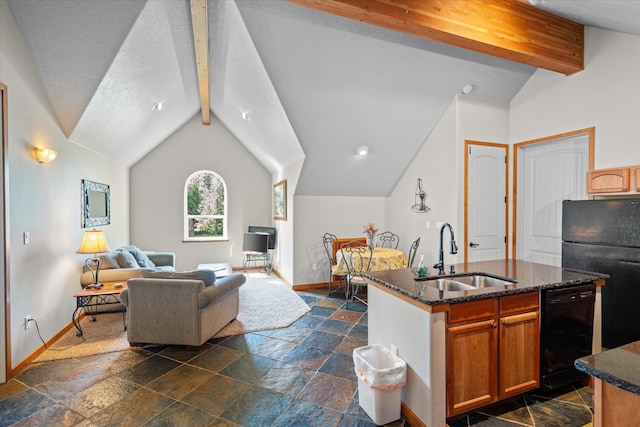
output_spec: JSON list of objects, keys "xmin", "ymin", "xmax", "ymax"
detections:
[
  {"xmin": 272, "ymin": 159, "xmax": 303, "ymax": 283},
  {"xmin": 1, "ymin": 0, "xmax": 129, "ymax": 368},
  {"xmin": 130, "ymin": 114, "xmax": 272, "ymax": 271},
  {"xmin": 293, "ymin": 196, "xmax": 387, "ymax": 284},
  {"xmin": 510, "ymin": 27, "xmax": 640, "ymax": 167},
  {"xmin": 385, "ymin": 96, "xmax": 509, "ymax": 272}
]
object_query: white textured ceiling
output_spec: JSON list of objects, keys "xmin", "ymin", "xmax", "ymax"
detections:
[{"xmin": 7, "ymin": 0, "xmax": 640, "ymax": 196}]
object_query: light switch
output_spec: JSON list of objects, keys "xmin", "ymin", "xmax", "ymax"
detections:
[{"xmin": 23, "ymin": 232, "xmax": 30, "ymax": 245}]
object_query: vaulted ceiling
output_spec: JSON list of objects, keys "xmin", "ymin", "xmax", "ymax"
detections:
[{"xmin": 7, "ymin": 0, "xmax": 640, "ymax": 196}]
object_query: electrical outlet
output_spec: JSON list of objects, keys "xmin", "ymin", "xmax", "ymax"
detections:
[
  {"xmin": 25, "ymin": 315, "xmax": 32, "ymax": 330},
  {"xmin": 312, "ymin": 263, "xmax": 318, "ymax": 270}
]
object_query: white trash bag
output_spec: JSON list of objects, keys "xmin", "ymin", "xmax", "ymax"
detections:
[{"xmin": 353, "ymin": 344, "xmax": 407, "ymax": 390}]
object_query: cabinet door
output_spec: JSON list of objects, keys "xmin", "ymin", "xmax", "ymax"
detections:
[
  {"xmin": 447, "ymin": 319, "xmax": 498, "ymax": 416},
  {"xmin": 499, "ymin": 310, "xmax": 540, "ymax": 398}
]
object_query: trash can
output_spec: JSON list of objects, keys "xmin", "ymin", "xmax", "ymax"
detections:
[{"xmin": 353, "ymin": 344, "xmax": 407, "ymax": 425}]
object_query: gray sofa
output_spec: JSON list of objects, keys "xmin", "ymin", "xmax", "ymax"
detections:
[
  {"xmin": 80, "ymin": 248, "xmax": 175, "ymax": 286},
  {"xmin": 120, "ymin": 270, "xmax": 246, "ymax": 347}
]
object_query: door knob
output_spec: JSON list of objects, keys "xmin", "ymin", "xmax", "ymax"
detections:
[{"xmin": 469, "ymin": 242, "xmax": 480, "ymax": 248}]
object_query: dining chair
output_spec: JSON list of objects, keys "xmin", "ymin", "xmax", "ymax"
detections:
[
  {"xmin": 322, "ymin": 232, "xmax": 345, "ymax": 296},
  {"xmin": 340, "ymin": 241, "xmax": 373, "ymax": 307},
  {"xmin": 407, "ymin": 237, "xmax": 421, "ymax": 268},
  {"xmin": 377, "ymin": 231, "xmax": 399, "ymax": 249}
]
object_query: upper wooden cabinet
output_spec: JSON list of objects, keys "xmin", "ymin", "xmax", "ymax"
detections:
[
  {"xmin": 587, "ymin": 167, "xmax": 630, "ymax": 194},
  {"xmin": 586, "ymin": 166, "xmax": 640, "ymax": 195}
]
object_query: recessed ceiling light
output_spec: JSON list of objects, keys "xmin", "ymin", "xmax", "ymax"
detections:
[
  {"xmin": 357, "ymin": 145, "xmax": 369, "ymax": 156},
  {"xmin": 462, "ymin": 84, "xmax": 474, "ymax": 95},
  {"xmin": 242, "ymin": 111, "xmax": 251, "ymax": 120},
  {"xmin": 152, "ymin": 102, "xmax": 163, "ymax": 111}
]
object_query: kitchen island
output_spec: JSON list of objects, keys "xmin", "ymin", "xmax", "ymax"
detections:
[
  {"xmin": 575, "ymin": 341, "xmax": 640, "ymax": 427},
  {"xmin": 363, "ymin": 259, "xmax": 606, "ymax": 427}
]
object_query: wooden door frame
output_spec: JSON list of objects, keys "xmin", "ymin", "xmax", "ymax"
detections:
[
  {"xmin": 1, "ymin": 82, "xmax": 9, "ymax": 382},
  {"xmin": 464, "ymin": 140, "xmax": 509, "ymax": 263},
  {"xmin": 511, "ymin": 127, "xmax": 595, "ymax": 260}
]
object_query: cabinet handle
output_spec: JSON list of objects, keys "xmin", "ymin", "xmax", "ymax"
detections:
[
  {"xmin": 503, "ymin": 320, "xmax": 510, "ymax": 326},
  {"xmin": 491, "ymin": 323, "xmax": 497, "ymax": 328}
]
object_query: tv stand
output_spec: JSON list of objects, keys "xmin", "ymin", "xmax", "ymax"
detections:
[{"xmin": 243, "ymin": 250, "xmax": 271, "ymax": 273}]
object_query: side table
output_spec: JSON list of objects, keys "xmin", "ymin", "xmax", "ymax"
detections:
[{"xmin": 72, "ymin": 281, "xmax": 127, "ymax": 337}]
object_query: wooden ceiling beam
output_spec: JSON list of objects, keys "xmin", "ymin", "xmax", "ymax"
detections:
[
  {"xmin": 190, "ymin": 0, "xmax": 210, "ymax": 125},
  {"xmin": 289, "ymin": 0, "xmax": 584, "ymax": 75}
]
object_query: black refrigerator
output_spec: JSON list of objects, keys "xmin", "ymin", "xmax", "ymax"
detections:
[{"xmin": 562, "ymin": 199, "xmax": 640, "ymax": 349}]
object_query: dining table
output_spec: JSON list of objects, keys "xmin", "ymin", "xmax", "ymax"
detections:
[{"xmin": 332, "ymin": 246, "xmax": 408, "ymax": 276}]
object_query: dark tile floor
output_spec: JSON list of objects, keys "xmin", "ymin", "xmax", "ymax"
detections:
[{"xmin": 1, "ymin": 285, "xmax": 593, "ymax": 427}]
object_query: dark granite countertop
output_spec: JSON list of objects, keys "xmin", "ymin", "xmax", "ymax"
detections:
[
  {"xmin": 575, "ymin": 341, "xmax": 640, "ymax": 396},
  {"xmin": 363, "ymin": 259, "xmax": 607, "ymax": 306}
]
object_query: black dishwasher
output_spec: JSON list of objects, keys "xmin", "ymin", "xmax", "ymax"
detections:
[{"xmin": 540, "ymin": 283, "xmax": 596, "ymax": 391}]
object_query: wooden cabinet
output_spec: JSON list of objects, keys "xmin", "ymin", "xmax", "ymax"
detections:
[
  {"xmin": 446, "ymin": 292, "xmax": 540, "ymax": 417},
  {"xmin": 586, "ymin": 165, "xmax": 640, "ymax": 195}
]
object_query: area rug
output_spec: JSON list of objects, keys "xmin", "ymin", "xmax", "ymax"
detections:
[
  {"xmin": 214, "ymin": 276, "xmax": 310, "ymax": 337},
  {"xmin": 35, "ymin": 275, "xmax": 310, "ymax": 362}
]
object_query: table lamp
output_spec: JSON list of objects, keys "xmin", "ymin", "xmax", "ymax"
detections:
[{"xmin": 76, "ymin": 229, "xmax": 111, "ymax": 289}]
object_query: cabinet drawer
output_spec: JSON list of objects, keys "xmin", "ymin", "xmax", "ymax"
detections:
[
  {"xmin": 499, "ymin": 291, "xmax": 539, "ymax": 316},
  {"xmin": 449, "ymin": 298, "xmax": 497, "ymax": 324}
]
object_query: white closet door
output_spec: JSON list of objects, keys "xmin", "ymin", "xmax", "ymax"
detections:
[
  {"xmin": 467, "ymin": 144, "xmax": 507, "ymax": 262},
  {"xmin": 518, "ymin": 135, "xmax": 589, "ymax": 265}
]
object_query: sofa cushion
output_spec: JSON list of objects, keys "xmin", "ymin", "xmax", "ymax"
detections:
[
  {"xmin": 118, "ymin": 245, "xmax": 156, "ymax": 268},
  {"xmin": 117, "ymin": 250, "xmax": 139, "ymax": 268},
  {"xmin": 140, "ymin": 269, "xmax": 217, "ymax": 287}
]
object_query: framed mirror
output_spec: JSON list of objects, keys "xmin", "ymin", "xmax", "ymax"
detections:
[{"xmin": 81, "ymin": 179, "xmax": 110, "ymax": 227}]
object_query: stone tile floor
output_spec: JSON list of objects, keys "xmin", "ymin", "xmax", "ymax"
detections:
[{"xmin": 1, "ymin": 282, "xmax": 594, "ymax": 426}]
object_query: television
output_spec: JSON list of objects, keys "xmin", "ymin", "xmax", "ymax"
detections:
[
  {"xmin": 243, "ymin": 232, "xmax": 269, "ymax": 254},
  {"xmin": 247, "ymin": 226, "xmax": 277, "ymax": 250}
]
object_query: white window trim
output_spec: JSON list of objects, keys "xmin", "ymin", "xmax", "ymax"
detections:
[{"xmin": 184, "ymin": 170, "xmax": 228, "ymax": 241}]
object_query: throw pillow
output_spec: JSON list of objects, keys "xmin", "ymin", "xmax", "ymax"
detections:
[
  {"xmin": 141, "ymin": 269, "xmax": 217, "ymax": 287},
  {"xmin": 118, "ymin": 245, "xmax": 156, "ymax": 268},
  {"xmin": 117, "ymin": 250, "xmax": 139, "ymax": 268},
  {"xmin": 99, "ymin": 252, "xmax": 121, "ymax": 269}
]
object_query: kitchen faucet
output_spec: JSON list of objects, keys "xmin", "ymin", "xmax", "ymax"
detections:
[{"xmin": 434, "ymin": 223, "xmax": 458, "ymax": 275}]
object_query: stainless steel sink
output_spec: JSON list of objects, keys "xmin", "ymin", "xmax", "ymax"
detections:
[
  {"xmin": 449, "ymin": 273, "xmax": 516, "ymax": 288},
  {"xmin": 417, "ymin": 273, "xmax": 516, "ymax": 292},
  {"xmin": 422, "ymin": 278, "xmax": 475, "ymax": 292}
]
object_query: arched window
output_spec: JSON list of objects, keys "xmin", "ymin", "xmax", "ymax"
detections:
[{"xmin": 184, "ymin": 170, "xmax": 227, "ymax": 241}]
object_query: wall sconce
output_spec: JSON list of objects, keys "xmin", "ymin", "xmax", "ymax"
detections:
[
  {"xmin": 411, "ymin": 178, "xmax": 431, "ymax": 214},
  {"xmin": 34, "ymin": 147, "xmax": 57, "ymax": 164}
]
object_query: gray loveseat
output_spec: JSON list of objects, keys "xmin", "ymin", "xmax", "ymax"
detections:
[
  {"xmin": 80, "ymin": 246, "xmax": 175, "ymax": 286},
  {"xmin": 120, "ymin": 269, "xmax": 246, "ymax": 347}
]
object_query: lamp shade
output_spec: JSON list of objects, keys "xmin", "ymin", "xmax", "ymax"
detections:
[
  {"xmin": 34, "ymin": 147, "xmax": 57, "ymax": 163},
  {"xmin": 76, "ymin": 229, "xmax": 111, "ymax": 256}
]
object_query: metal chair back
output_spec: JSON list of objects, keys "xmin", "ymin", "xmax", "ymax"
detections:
[
  {"xmin": 340, "ymin": 241, "xmax": 373, "ymax": 277},
  {"xmin": 377, "ymin": 231, "xmax": 399, "ymax": 249},
  {"xmin": 340, "ymin": 241, "xmax": 372, "ymax": 306},
  {"xmin": 407, "ymin": 237, "xmax": 421, "ymax": 267}
]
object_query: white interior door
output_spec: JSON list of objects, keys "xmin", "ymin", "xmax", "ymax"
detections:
[
  {"xmin": 466, "ymin": 143, "xmax": 507, "ymax": 262},
  {"xmin": 517, "ymin": 135, "xmax": 589, "ymax": 265}
]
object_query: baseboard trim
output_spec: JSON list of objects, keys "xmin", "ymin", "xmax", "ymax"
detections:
[
  {"xmin": 12, "ymin": 314, "xmax": 84, "ymax": 378},
  {"xmin": 292, "ymin": 282, "xmax": 331, "ymax": 291}
]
